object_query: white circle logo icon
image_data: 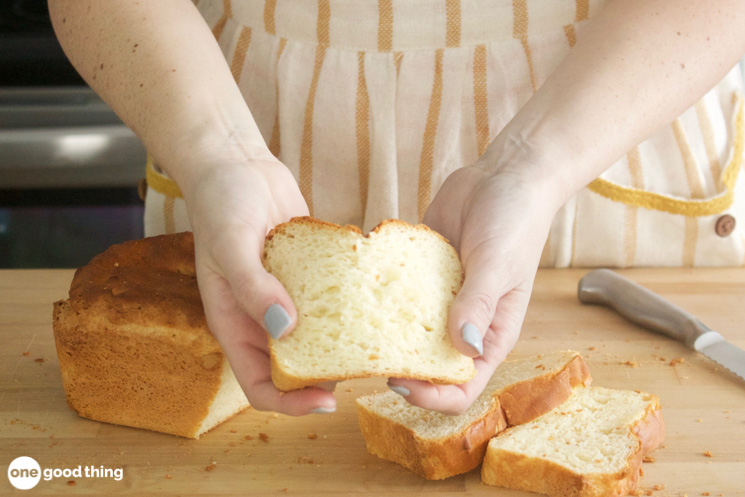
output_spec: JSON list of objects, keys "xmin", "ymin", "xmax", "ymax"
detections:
[{"xmin": 7, "ymin": 456, "xmax": 41, "ymax": 490}]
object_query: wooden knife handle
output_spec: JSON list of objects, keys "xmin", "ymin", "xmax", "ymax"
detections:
[{"xmin": 577, "ymin": 269, "xmax": 713, "ymax": 349}]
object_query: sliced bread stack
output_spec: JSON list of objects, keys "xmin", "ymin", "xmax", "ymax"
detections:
[
  {"xmin": 357, "ymin": 350, "xmax": 665, "ymax": 496},
  {"xmin": 356, "ymin": 350, "xmax": 591, "ymax": 479}
]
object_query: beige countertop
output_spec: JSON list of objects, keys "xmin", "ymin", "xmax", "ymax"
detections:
[{"xmin": 0, "ymin": 268, "xmax": 744, "ymax": 496}]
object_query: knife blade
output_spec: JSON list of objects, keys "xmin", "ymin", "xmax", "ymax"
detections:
[{"xmin": 577, "ymin": 269, "xmax": 745, "ymax": 381}]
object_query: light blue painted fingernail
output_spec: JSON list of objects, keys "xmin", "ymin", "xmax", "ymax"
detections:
[
  {"xmin": 311, "ymin": 407, "xmax": 336, "ymax": 414},
  {"xmin": 388, "ymin": 385, "xmax": 411, "ymax": 397},
  {"xmin": 461, "ymin": 322, "xmax": 483, "ymax": 356},
  {"xmin": 264, "ymin": 304, "xmax": 291, "ymax": 340}
]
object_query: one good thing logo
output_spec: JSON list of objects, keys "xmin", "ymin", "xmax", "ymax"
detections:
[
  {"xmin": 7, "ymin": 457, "xmax": 40, "ymax": 490},
  {"xmin": 7, "ymin": 456, "xmax": 124, "ymax": 490}
]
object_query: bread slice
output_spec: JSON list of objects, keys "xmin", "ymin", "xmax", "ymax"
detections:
[
  {"xmin": 263, "ymin": 217, "xmax": 475, "ymax": 391},
  {"xmin": 356, "ymin": 350, "xmax": 591, "ymax": 480},
  {"xmin": 52, "ymin": 232, "xmax": 249, "ymax": 438},
  {"xmin": 481, "ymin": 386, "xmax": 666, "ymax": 497}
]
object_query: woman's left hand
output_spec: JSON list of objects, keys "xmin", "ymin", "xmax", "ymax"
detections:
[{"xmin": 387, "ymin": 161, "xmax": 563, "ymax": 415}]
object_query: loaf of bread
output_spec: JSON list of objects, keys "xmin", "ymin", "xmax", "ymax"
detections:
[
  {"xmin": 52, "ymin": 232, "xmax": 249, "ymax": 439},
  {"xmin": 481, "ymin": 386, "xmax": 666, "ymax": 497},
  {"xmin": 356, "ymin": 350, "xmax": 591, "ymax": 480},
  {"xmin": 263, "ymin": 217, "xmax": 475, "ymax": 391}
]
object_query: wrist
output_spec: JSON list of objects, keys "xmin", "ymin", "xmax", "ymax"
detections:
[
  {"xmin": 157, "ymin": 117, "xmax": 274, "ymax": 201},
  {"xmin": 475, "ymin": 138, "xmax": 570, "ymax": 217}
]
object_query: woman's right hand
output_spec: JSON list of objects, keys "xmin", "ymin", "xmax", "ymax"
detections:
[{"xmin": 179, "ymin": 146, "xmax": 337, "ymax": 416}]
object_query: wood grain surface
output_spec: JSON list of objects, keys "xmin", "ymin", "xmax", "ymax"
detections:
[{"xmin": 0, "ymin": 268, "xmax": 743, "ymax": 496}]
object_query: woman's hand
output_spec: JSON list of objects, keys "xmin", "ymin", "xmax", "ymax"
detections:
[
  {"xmin": 387, "ymin": 161, "xmax": 563, "ymax": 415},
  {"xmin": 181, "ymin": 146, "xmax": 337, "ymax": 416}
]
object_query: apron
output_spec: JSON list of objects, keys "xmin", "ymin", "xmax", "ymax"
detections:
[{"xmin": 144, "ymin": 0, "xmax": 745, "ymax": 267}]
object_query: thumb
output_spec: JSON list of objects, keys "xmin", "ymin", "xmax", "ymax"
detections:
[
  {"xmin": 212, "ymin": 229, "xmax": 297, "ymax": 340},
  {"xmin": 448, "ymin": 246, "xmax": 503, "ymax": 358}
]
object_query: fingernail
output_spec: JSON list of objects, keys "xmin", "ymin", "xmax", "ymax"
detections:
[
  {"xmin": 461, "ymin": 322, "xmax": 483, "ymax": 356},
  {"xmin": 311, "ymin": 407, "xmax": 336, "ymax": 414},
  {"xmin": 388, "ymin": 385, "xmax": 411, "ymax": 397},
  {"xmin": 264, "ymin": 304, "xmax": 291, "ymax": 339}
]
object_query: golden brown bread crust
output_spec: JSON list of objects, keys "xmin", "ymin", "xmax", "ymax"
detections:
[
  {"xmin": 67, "ymin": 232, "xmax": 207, "ymax": 335},
  {"xmin": 265, "ymin": 216, "xmax": 471, "ymax": 391},
  {"xmin": 52, "ymin": 232, "xmax": 244, "ymax": 438},
  {"xmin": 499, "ymin": 355, "xmax": 592, "ymax": 426},
  {"xmin": 271, "ymin": 363, "xmax": 470, "ymax": 392},
  {"xmin": 480, "ymin": 397, "xmax": 666, "ymax": 497},
  {"xmin": 265, "ymin": 216, "xmax": 454, "ymax": 245},
  {"xmin": 356, "ymin": 353, "xmax": 592, "ymax": 480}
]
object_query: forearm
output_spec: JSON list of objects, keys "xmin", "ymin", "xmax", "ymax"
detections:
[
  {"xmin": 483, "ymin": 0, "xmax": 745, "ymax": 206},
  {"xmin": 48, "ymin": 0, "xmax": 268, "ymax": 196}
]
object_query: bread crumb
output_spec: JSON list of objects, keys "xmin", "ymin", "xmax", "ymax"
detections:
[
  {"xmin": 165, "ymin": 474, "xmax": 173, "ymax": 479},
  {"xmin": 653, "ymin": 484, "xmax": 665, "ymax": 491},
  {"xmin": 588, "ymin": 346, "xmax": 596, "ymax": 351},
  {"xmin": 297, "ymin": 456, "xmax": 314, "ymax": 464},
  {"xmin": 22, "ymin": 351, "xmax": 29, "ymax": 356},
  {"xmin": 308, "ymin": 433, "xmax": 317, "ymax": 440},
  {"xmin": 697, "ymin": 419, "xmax": 703, "ymax": 423},
  {"xmin": 259, "ymin": 433, "xmax": 270, "ymax": 443},
  {"xmin": 669, "ymin": 357, "xmax": 685, "ymax": 366},
  {"xmin": 643, "ymin": 456, "xmax": 656, "ymax": 463},
  {"xmin": 702, "ymin": 493, "xmax": 710, "ymax": 496},
  {"xmin": 230, "ymin": 429, "xmax": 237, "ymax": 433},
  {"xmin": 346, "ymin": 388, "xmax": 353, "ymax": 393},
  {"xmin": 645, "ymin": 489, "xmax": 653, "ymax": 495},
  {"xmin": 703, "ymin": 450, "xmax": 714, "ymax": 458},
  {"xmin": 630, "ymin": 490, "xmax": 642, "ymax": 496},
  {"xmin": 639, "ymin": 467, "xmax": 644, "ymax": 476},
  {"xmin": 622, "ymin": 360, "xmax": 638, "ymax": 368},
  {"xmin": 244, "ymin": 435, "xmax": 253, "ymax": 440},
  {"xmin": 34, "ymin": 358, "xmax": 44, "ymax": 364},
  {"xmin": 535, "ymin": 364, "xmax": 545, "ymax": 370},
  {"xmin": 67, "ymin": 480, "xmax": 76, "ymax": 486},
  {"xmin": 205, "ymin": 464, "xmax": 216, "ymax": 472}
]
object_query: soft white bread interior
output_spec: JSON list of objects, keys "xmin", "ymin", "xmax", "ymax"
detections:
[
  {"xmin": 481, "ymin": 386, "xmax": 665, "ymax": 497},
  {"xmin": 263, "ymin": 217, "xmax": 475, "ymax": 391},
  {"xmin": 52, "ymin": 232, "xmax": 249, "ymax": 439},
  {"xmin": 356, "ymin": 350, "xmax": 591, "ymax": 480}
]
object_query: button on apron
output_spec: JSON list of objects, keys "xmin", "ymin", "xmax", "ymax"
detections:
[{"xmin": 715, "ymin": 214, "xmax": 736, "ymax": 237}]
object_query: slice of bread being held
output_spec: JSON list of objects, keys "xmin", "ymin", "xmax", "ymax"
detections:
[
  {"xmin": 263, "ymin": 217, "xmax": 475, "ymax": 391},
  {"xmin": 356, "ymin": 350, "xmax": 591, "ymax": 480},
  {"xmin": 481, "ymin": 386, "xmax": 666, "ymax": 497}
]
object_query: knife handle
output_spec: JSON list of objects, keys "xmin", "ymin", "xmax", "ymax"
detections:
[{"xmin": 577, "ymin": 269, "xmax": 714, "ymax": 350}]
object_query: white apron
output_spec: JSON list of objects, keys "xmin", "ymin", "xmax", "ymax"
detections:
[{"xmin": 144, "ymin": 0, "xmax": 745, "ymax": 267}]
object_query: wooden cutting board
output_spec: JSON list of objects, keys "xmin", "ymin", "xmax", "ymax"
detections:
[{"xmin": 0, "ymin": 268, "xmax": 743, "ymax": 496}]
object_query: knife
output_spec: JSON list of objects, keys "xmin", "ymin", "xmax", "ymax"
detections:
[{"xmin": 577, "ymin": 268, "xmax": 745, "ymax": 381}]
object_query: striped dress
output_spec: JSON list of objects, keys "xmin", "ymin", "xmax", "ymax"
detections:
[{"xmin": 144, "ymin": 0, "xmax": 745, "ymax": 267}]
